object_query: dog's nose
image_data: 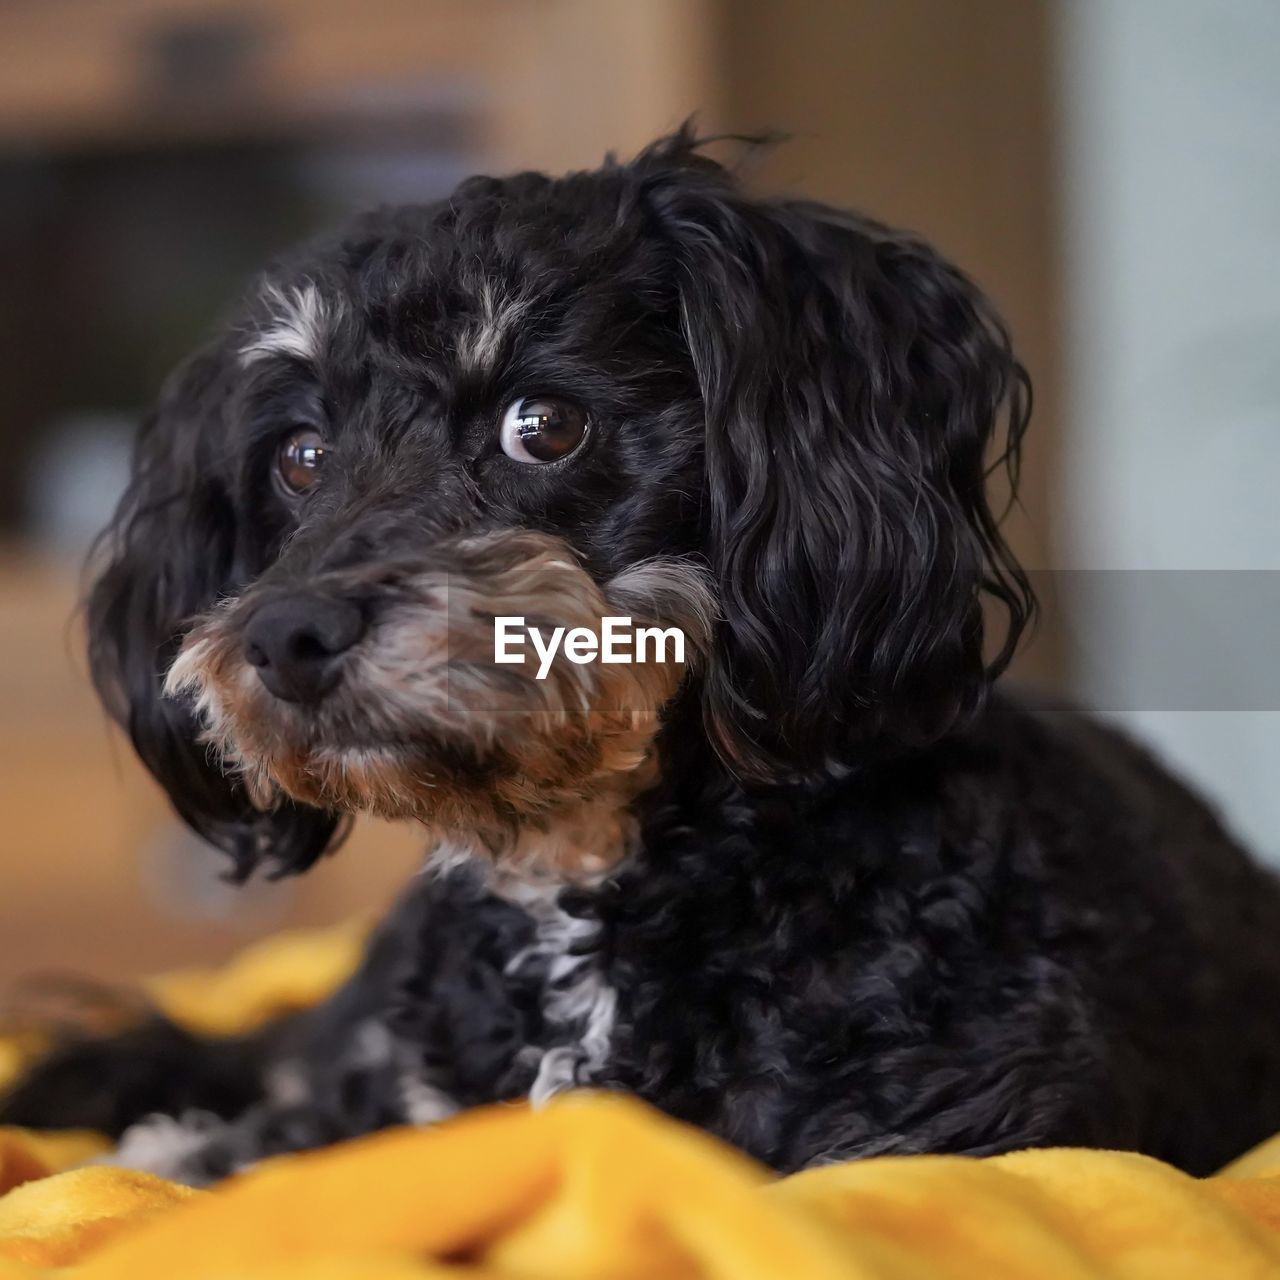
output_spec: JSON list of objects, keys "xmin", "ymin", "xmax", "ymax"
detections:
[{"xmin": 242, "ymin": 594, "xmax": 365, "ymax": 703}]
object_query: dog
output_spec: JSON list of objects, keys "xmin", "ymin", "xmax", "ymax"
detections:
[{"xmin": 6, "ymin": 127, "xmax": 1280, "ymax": 1185}]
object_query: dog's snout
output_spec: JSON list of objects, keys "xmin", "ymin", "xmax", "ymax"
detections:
[{"xmin": 243, "ymin": 594, "xmax": 365, "ymax": 703}]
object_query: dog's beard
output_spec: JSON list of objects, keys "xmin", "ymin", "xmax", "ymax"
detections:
[{"xmin": 165, "ymin": 531, "xmax": 716, "ymax": 873}]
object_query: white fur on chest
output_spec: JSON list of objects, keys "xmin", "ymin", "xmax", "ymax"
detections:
[{"xmin": 500, "ymin": 874, "xmax": 618, "ymax": 1105}]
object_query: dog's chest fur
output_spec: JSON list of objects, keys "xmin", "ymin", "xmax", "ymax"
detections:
[{"xmin": 386, "ymin": 861, "xmax": 622, "ymax": 1115}]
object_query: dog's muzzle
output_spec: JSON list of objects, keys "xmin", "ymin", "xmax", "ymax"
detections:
[{"xmin": 164, "ymin": 530, "xmax": 716, "ymax": 869}]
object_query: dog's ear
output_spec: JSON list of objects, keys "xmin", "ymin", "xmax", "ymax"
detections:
[
  {"xmin": 641, "ymin": 144, "xmax": 1034, "ymax": 777},
  {"xmin": 87, "ymin": 343, "xmax": 342, "ymax": 881}
]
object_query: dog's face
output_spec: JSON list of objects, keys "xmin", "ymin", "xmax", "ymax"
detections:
[
  {"xmin": 153, "ymin": 166, "xmax": 721, "ymax": 877},
  {"xmin": 89, "ymin": 129, "xmax": 1033, "ymax": 881}
]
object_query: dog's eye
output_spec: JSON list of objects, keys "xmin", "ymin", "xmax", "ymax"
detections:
[
  {"xmin": 276, "ymin": 428, "xmax": 328, "ymax": 495},
  {"xmin": 499, "ymin": 397, "xmax": 588, "ymax": 464}
]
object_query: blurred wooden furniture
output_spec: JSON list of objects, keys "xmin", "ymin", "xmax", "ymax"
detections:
[{"xmin": 0, "ymin": 0, "xmax": 724, "ymax": 165}]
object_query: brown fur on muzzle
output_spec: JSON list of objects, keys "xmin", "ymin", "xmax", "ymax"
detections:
[{"xmin": 164, "ymin": 531, "xmax": 716, "ymax": 874}]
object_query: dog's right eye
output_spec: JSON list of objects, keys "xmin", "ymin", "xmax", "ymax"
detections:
[
  {"xmin": 276, "ymin": 428, "xmax": 329, "ymax": 495},
  {"xmin": 499, "ymin": 397, "xmax": 589, "ymax": 464}
]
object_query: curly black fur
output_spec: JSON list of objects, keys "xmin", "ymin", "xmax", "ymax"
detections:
[{"xmin": 5, "ymin": 128, "xmax": 1280, "ymax": 1183}]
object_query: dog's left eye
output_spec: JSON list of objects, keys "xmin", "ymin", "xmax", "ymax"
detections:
[
  {"xmin": 276, "ymin": 427, "xmax": 329, "ymax": 495},
  {"xmin": 499, "ymin": 397, "xmax": 588, "ymax": 464}
]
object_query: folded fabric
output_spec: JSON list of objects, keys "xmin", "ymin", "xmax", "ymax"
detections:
[
  {"xmin": 141, "ymin": 918, "xmax": 370, "ymax": 1039},
  {"xmin": 4, "ymin": 1094, "xmax": 1280, "ymax": 1278},
  {"xmin": 4, "ymin": 926, "xmax": 1280, "ymax": 1278}
]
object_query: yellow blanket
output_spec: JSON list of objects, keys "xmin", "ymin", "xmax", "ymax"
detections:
[{"xmin": 4, "ymin": 926, "xmax": 1280, "ymax": 1279}]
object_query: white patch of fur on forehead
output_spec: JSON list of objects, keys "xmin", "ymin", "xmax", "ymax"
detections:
[
  {"xmin": 455, "ymin": 279, "xmax": 530, "ymax": 373},
  {"xmin": 240, "ymin": 282, "xmax": 342, "ymax": 367}
]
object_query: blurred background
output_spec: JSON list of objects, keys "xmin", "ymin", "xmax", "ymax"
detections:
[{"xmin": 0, "ymin": 0, "xmax": 1276, "ymax": 985}]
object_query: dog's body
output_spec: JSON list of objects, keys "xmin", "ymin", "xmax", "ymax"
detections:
[{"xmin": 6, "ymin": 132, "xmax": 1280, "ymax": 1183}]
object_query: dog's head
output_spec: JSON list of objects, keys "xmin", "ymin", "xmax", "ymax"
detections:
[{"xmin": 88, "ymin": 128, "xmax": 1032, "ymax": 881}]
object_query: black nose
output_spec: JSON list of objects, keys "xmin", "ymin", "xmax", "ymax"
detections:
[{"xmin": 242, "ymin": 594, "xmax": 365, "ymax": 703}]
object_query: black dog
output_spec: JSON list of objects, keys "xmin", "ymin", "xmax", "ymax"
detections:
[{"xmin": 6, "ymin": 129, "xmax": 1280, "ymax": 1184}]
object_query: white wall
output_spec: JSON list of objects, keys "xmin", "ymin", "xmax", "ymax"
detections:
[{"xmin": 1055, "ymin": 0, "xmax": 1280, "ymax": 859}]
